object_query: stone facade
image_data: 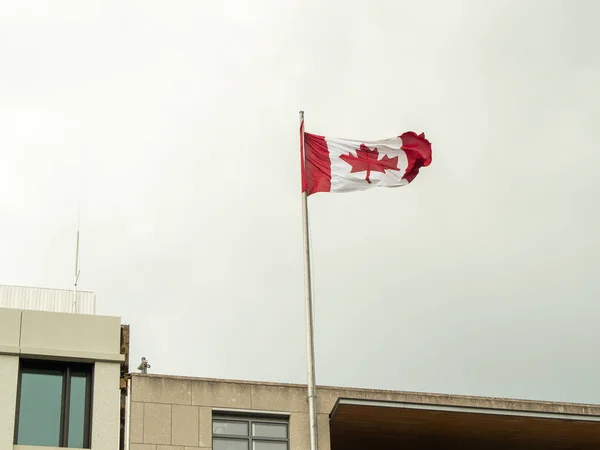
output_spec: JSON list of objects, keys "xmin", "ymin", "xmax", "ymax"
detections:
[
  {"xmin": 128, "ymin": 375, "xmax": 331, "ymax": 450},
  {"xmin": 128, "ymin": 374, "xmax": 600, "ymax": 450},
  {"xmin": 0, "ymin": 306, "xmax": 124, "ymax": 450}
]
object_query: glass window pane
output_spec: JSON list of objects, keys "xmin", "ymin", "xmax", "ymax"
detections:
[
  {"xmin": 213, "ymin": 420, "xmax": 249, "ymax": 436},
  {"xmin": 68, "ymin": 374, "xmax": 87, "ymax": 448},
  {"xmin": 213, "ymin": 437, "xmax": 249, "ymax": 450},
  {"xmin": 17, "ymin": 370, "xmax": 63, "ymax": 447},
  {"xmin": 252, "ymin": 423, "xmax": 287, "ymax": 439},
  {"xmin": 253, "ymin": 441, "xmax": 287, "ymax": 450}
]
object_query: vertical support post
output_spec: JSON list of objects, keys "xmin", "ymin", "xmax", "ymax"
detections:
[{"xmin": 300, "ymin": 110, "xmax": 319, "ymax": 450}]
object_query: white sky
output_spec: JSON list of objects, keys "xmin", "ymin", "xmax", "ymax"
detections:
[{"xmin": 1, "ymin": 0, "xmax": 599, "ymax": 404}]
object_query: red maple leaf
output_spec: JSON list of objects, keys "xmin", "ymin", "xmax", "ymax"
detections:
[{"xmin": 339, "ymin": 144, "xmax": 400, "ymax": 183}]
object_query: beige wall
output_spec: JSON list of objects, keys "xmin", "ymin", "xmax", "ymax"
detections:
[
  {"xmin": 127, "ymin": 375, "xmax": 452, "ymax": 450},
  {"xmin": 128, "ymin": 375, "xmax": 331, "ymax": 450},
  {"xmin": 0, "ymin": 308, "xmax": 123, "ymax": 450},
  {"xmin": 127, "ymin": 374, "xmax": 600, "ymax": 450},
  {"xmin": 0, "ymin": 308, "xmax": 20, "ymax": 353},
  {"xmin": 92, "ymin": 362, "xmax": 122, "ymax": 450},
  {"xmin": 20, "ymin": 309, "xmax": 122, "ymax": 362},
  {"xmin": 0, "ymin": 355, "xmax": 19, "ymax": 450},
  {"xmin": 0, "ymin": 309, "xmax": 21, "ymax": 450}
]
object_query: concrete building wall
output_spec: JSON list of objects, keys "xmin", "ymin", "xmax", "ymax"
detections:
[
  {"xmin": 20, "ymin": 309, "xmax": 122, "ymax": 362},
  {"xmin": 0, "ymin": 309, "xmax": 22, "ymax": 450},
  {"xmin": 129, "ymin": 375, "xmax": 334, "ymax": 450},
  {"xmin": 0, "ymin": 307, "xmax": 124, "ymax": 450},
  {"xmin": 0, "ymin": 308, "xmax": 21, "ymax": 354},
  {"xmin": 92, "ymin": 362, "xmax": 122, "ymax": 450},
  {"xmin": 128, "ymin": 374, "xmax": 600, "ymax": 450},
  {"xmin": 0, "ymin": 355, "xmax": 19, "ymax": 450}
]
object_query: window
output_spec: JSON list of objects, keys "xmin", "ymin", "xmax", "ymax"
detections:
[
  {"xmin": 15, "ymin": 359, "xmax": 93, "ymax": 448},
  {"xmin": 213, "ymin": 415, "xmax": 289, "ymax": 450}
]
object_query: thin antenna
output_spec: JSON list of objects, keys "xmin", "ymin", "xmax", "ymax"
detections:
[
  {"xmin": 73, "ymin": 205, "xmax": 81, "ymax": 312},
  {"xmin": 72, "ymin": 142, "xmax": 84, "ymax": 314}
]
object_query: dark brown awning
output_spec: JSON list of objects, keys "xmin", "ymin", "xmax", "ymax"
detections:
[{"xmin": 330, "ymin": 398, "xmax": 600, "ymax": 450}]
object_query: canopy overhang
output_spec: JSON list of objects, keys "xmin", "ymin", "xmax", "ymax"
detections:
[{"xmin": 330, "ymin": 398, "xmax": 600, "ymax": 449}]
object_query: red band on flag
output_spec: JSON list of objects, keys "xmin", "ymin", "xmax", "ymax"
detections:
[
  {"xmin": 400, "ymin": 132, "xmax": 432, "ymax": 183},
  {"xmin": 304, "ymin": 133, "xmax": 332, "ymax": 195}
]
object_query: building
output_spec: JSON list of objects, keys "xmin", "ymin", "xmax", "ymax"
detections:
[
  {"xmin": 127, "ymin": 373, "xmax": 600, "ymax": 450},
  {"xmin": 2, "ymin": 285, "xmax": 600, "ymax": 449},
  {"xmin": 0, "ymin": 285, "xmax": 128, "ymax": 450}
]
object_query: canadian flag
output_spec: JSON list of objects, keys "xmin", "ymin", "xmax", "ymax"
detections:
[{"xmin": 301, "ymin": 124, "xmax": 432, "ymax": 196}]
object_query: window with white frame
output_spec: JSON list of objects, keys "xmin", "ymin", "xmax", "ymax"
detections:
[{"xmin": 212, "ymin": 415, "xmax": 289, "ymax": 450}]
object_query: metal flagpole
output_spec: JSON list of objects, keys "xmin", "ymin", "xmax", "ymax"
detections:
[{"xmin": 299, "ymin": 110, "xmax": 319, "ymax": 450}]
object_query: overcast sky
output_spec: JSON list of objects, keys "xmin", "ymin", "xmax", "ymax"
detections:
[{"xmin": 1, "ymin": 0, "xmax": 599, "ymax": 404}]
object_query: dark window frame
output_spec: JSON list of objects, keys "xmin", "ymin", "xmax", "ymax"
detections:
[
  {"xmin": 213, "ymin": 414, "xmax": 289, "ymax": 450},
  {"xmin": 14, "ymin": 359, "xmax": 94, "ymax": 448}
]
